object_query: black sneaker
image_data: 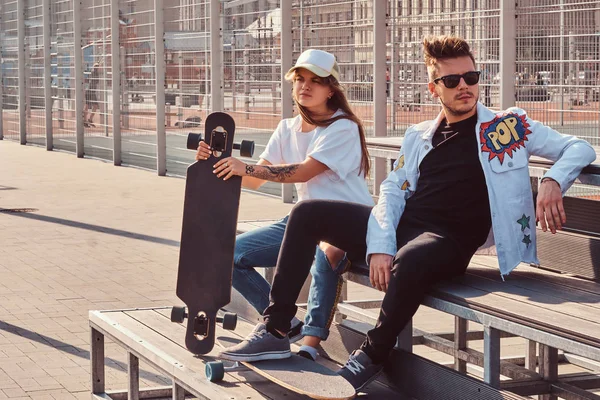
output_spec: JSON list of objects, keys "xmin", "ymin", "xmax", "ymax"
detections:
[
  {"xmin": 287, "ymin": 320, "xmax": 304, "ymax": 343},
  {"xmin": 337, "ymin": 349, "xmax": 383, "ymax": 390}
]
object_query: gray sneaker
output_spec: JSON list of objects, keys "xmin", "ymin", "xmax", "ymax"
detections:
[
  {"xmin": 337, "ymin": 349, "xmax": 383, "ymax": 390},
  {"xmin": 217, "ymin": 323, "xmax": 291, "ymax": 362}
]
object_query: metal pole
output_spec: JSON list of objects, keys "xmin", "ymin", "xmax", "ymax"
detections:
[
  {"xmin": 484, "ymin": 326, "xmax": 501, "ymax": 388},
  {"xmin": 73, "ymin": 0, "xmax": 84, "ymax": 157},
  {"xmin": 43, "ymin": 0, "xmax": 53, "ymax": 150},
  {"xmin": 210, "ymin": 0, "xmax": 223, "ymax": 112},
  {"xmin": 499, "ymin": 0, "xmax": 516, "ymax": 109},
  {"xmin": 103, "ymin": 0, "xmax": 109, "ymax": 136},
  {"xmin": 280, "ymin": 0, "xmax": 293, "ymax": 204},
  {"xmin": 231, "ymin": 37, "xmax": 236, "ymax": 111},
  {"xmin": 373, "ymin": 0, "xmax": 387, "ymax": 195},
  {"xmin": 155, "ymin": 0, "xmax": 166, "ymax": 176},
  {"xmin": 17, "ymin": 0, "xmax": 26, "ymax": 145},
  {"xmin": 390, "ymin": 1, "xmax": 396, "ymax": 132},
  {"xmin": 111, "ymin": 0, "xmax": 121, "ymax": 165},
  {"xmin": 243, "ymin": 44, "xmax": 250, "ymax": 119},
  {"xmin": 178, "ymin": 51, "xmax": 182, "ymax": 123},
  {"xmin": 559, "ymin": 0, "xmax": 565, "ymax": 126},
  {"xmin": 0, "ymin": 8, "xmax": 4, "ymax": 141},
  {"xmin": 121, "ymin": 46, "xmax": 128, "ymax": 130}
]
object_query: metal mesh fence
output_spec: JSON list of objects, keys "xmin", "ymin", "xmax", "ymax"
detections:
[
  {"xmin": 51, "ymin": 0, "xmax": 77, "ymax": 153},
  {"xmin": 516, "ymin": 0, "xmax": 600, "ymax": 146},
  {"xmin": 81, "ymin": 0, "xmax": 114, "ymax": 161},
  {"xmin": 218, "ymin": 0, "xmax": 284, "ymax": 197},
  {"xmin": 25, "ymin": 0, "xmax": 46, "ymax": 146},
  {"xmin": 293, "ymin": 0, "xmax": 375, "ymax": 131},
  {"xmin": 118, "ymin": 0, "xmax": 157, "ymax": 170},
  {"xmin": 1, "ymin": 0, "xmax": 598, "ymax": 200},
  {"xmin": 223, "ymin": 0, "xmax": 281, "ymax": 132},
  {"xmin": 388, "ymin": 0, "xmax": 501, "ymax": 135},
  {"xmin": 1, "ymin": 1, "xmax": 20, "ymax": 140},
  {"xmin": 164, "ymin": 0, "xmax": 212, "ymax": 177}
]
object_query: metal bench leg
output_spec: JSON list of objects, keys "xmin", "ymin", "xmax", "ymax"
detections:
[
  {"xmin": 539, "ymin": 344, "xmax": 558, "ymax": 400},
  {"xmin": 173, "ymin": 382, "xmax": 185, "ymax": 400},
  {"xmin": 525, "ymin": 340, "xmax": 537, "ymax": 371},
  {"xmin": 128, "ymin": 352, "xmax": 140, "ymax": 400},
  {"xmin": 90, "ymin": 327, "xmax": 105, "ymax": 394},
  {"xmin": 483, "ymin": 326, "xmax": 500, "ymax": 388},
  {"xmin": 454, "ymin": 316, "xmax": 467, "ymax": 373}
]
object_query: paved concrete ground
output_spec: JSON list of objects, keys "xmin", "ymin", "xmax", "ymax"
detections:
[{"xmin": 0, "ymin": 139, "xmax": 589, "ymax": 398}]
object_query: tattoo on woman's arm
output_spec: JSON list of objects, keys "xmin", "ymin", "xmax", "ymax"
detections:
[{"xmin": 246, "ymin": 164, "xmax": 300, "ymax": 181}]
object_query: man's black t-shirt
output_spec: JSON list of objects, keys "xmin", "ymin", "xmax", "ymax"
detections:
[{"xmin": 400, "ymin": 113, "xmax": 492, "ymax": 254}]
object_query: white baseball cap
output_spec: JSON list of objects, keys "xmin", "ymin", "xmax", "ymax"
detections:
[{"xmin": 287, "ymin": 49, "xmax": 340, "ymax": 81}]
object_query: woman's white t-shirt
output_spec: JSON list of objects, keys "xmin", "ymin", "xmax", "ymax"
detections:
[{"xmin": 259, "ymin": 110, "xmax": 374, "ymax": 207}]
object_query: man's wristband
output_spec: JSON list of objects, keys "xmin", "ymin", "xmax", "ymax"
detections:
[{"xmin": 541, "ymin": 177, "xmax": 559, "ymax": 186}]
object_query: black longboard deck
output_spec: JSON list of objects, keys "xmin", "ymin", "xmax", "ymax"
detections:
[{"xmin": 176, "ymin": 112, "xmax": 240, "ymax": 354}]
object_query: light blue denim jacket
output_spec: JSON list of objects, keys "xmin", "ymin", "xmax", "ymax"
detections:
[{"xmin": 366, "ymin": 102, "xmax": 597, "ymax": 276}]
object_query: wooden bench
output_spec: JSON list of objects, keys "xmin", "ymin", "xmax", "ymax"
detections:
[
  {"xmin": 88, "ymin": 307, "xmax": 413, "ymax": 399},
  {"xmin": 87, "ymin": 157, "xmax": 599, "ymax": 400}
]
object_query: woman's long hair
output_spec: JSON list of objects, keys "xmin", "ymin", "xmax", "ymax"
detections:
[{"xmin": 286, "ymin": 70, "xmax": 371, "ymax": 177}]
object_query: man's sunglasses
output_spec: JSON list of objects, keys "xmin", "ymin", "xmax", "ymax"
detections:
[{"xmin": 433, "ymin": 71, "xmax": 481, "ymax": 89}]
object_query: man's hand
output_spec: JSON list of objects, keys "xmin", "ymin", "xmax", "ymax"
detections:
[
  {"xmin": 536, "ymin": 178, "xmax": 566, "ymax": 234},
  {"xmin": 369, "ymin": 253, "xmax": 394, "ymax": 292}
]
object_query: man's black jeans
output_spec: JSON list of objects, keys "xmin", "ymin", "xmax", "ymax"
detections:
[{"xmin": 264, "ymin": 199, "xmax": 472, "ymax": 364}]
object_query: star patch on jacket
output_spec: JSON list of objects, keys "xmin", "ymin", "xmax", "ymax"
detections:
[{"xmin": 480, "ymin": 113, "xmax": 531, "ymax": 164}]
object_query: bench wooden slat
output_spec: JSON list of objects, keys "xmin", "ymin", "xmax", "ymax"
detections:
[
  {"xmin": 431, "ymin": 282, "xmax": 600, "ymax": 348},
  {"xmin": 472, "ymin": 256, "xmax": 600, "ymax": 296},
  {"xmin": 466, "ymin": 265, "xmax": 600, "ymax": 310},
  {"xmin": 149, "ymin": 308, "xmax": 412, "ymax": 398},
  {"xmin": 124, "ymin": 309, "xmax": 307, "ymax": 400},
  {"xmin": 457, "ymin": 274, "xmax": 600, "ymax": 325},
  {"xmin": 90, "ymin": 310, "xmax": 275, "ymax": 400},
  {"xmin": 349, "ymin": 257, "xmax": 600, "ymax": 348}
]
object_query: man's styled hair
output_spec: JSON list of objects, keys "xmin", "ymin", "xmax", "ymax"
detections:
[{"xmin": 423, "ymin": 35, "xmax": 476, "ymax": 81}]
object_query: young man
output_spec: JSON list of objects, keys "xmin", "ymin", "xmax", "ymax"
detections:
[{"xmin": 219, "ymin": 35, "xmax": 597, "ymax": 390}]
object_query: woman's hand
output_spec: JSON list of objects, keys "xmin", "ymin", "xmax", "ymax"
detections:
[
  {"xmin": 213, "ymin": 157, "xmax": 247, "ymax": 181},
  {"xmin": 195, "ymin": 141, "xmax": 212, "ymax": 161}
]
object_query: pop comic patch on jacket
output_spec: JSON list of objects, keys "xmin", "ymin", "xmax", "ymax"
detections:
[{"xmin": 480, "ymin": 114, "xmax": 531, "ymax": 164}]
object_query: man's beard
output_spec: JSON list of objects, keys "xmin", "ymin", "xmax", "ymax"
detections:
[{"xmin": 440, "ymin": 93, "xmax": 478, "ymax": 117}]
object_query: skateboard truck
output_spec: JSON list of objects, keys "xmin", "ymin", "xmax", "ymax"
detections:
[
  {"xmin": 171, "ymin": 306, "xmax": 237, "ymax": 338},
  {"xmin": 187, "ymin": 132, "xmax": 255, "ymax": 158}
]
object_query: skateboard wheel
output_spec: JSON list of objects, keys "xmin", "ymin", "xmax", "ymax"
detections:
[
  {"xmin": 239, "ymin": 140, "xmax": 255, "ymax": 158},
  {"xmin": 170, "ymin": 306, "xmax": 187, "ymax": 323},
  {"xmin": 186, "ymin": 133, "xmax": 202, "ymax": 150},
  {"xmin": 206, "ymin": 361, "xmax": 225, "ymax": 382},
  {"xmin": 221, "ymin": 312, "xmax": 237, "ymax": 331}
]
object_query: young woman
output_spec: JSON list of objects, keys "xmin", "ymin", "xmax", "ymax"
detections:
[{"xmin": 196, "ymin": 49, "xmax": 374, "ymax": 361}]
